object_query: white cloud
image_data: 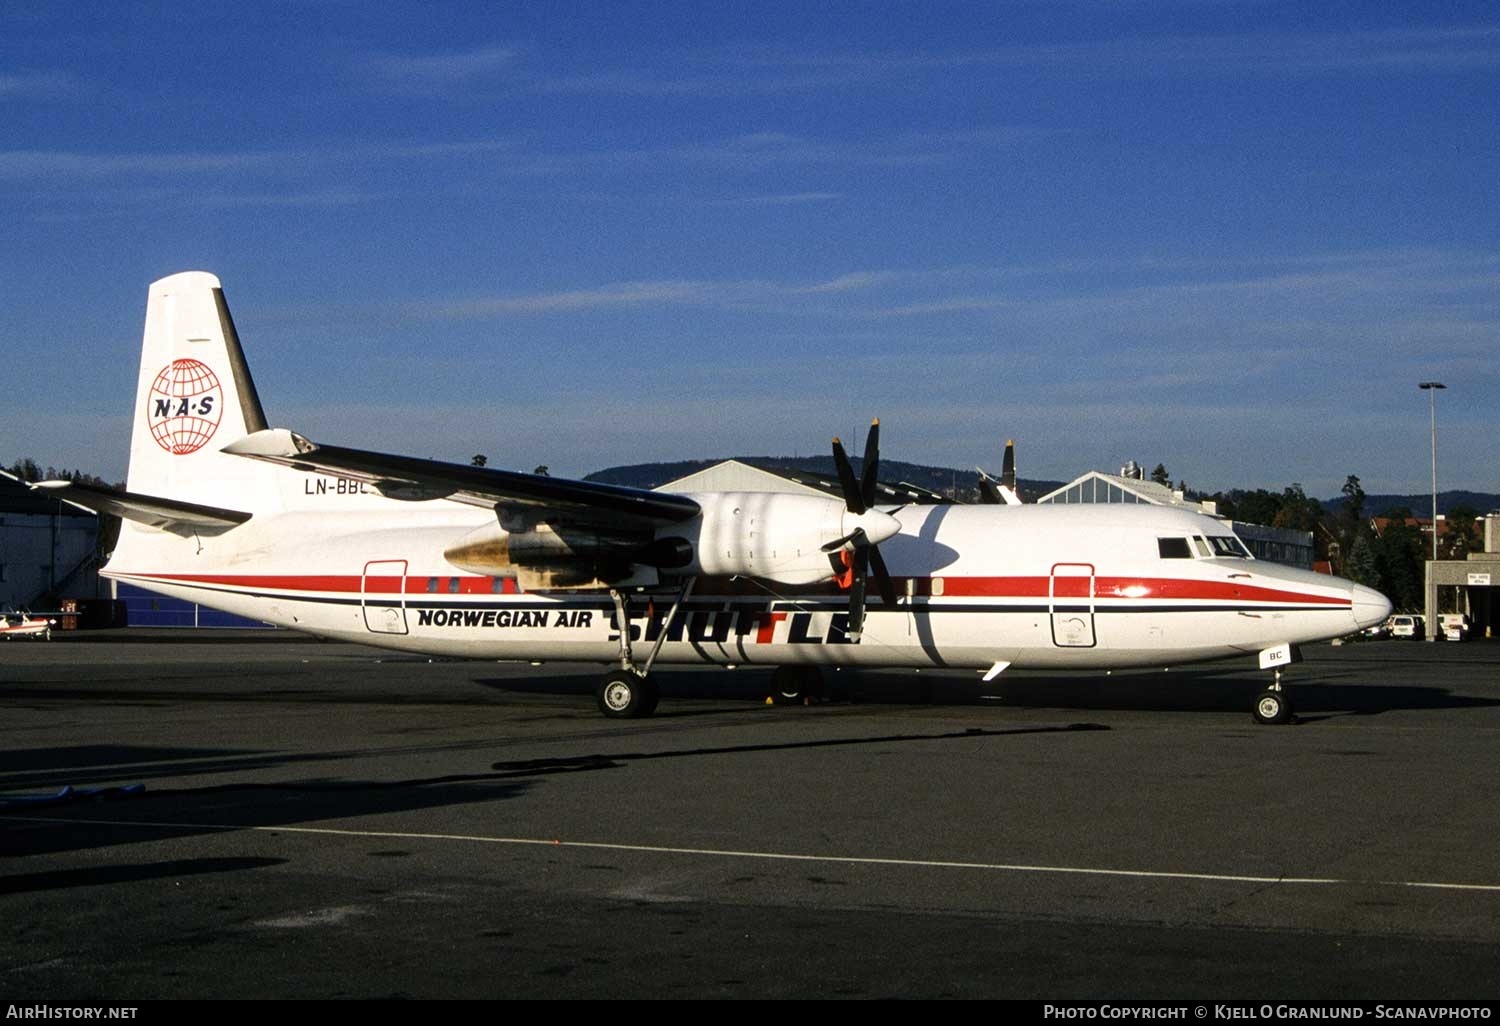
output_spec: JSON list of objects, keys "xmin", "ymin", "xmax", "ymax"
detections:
[
  {"xmin": 0, "ymin": 70, "xmax": 78, "ymax": 98},
  {"xmin": 359, "ymin": 46, "xmax": 522, "ymax": 91}
]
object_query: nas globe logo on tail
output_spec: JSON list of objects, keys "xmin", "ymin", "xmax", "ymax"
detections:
[{"xmin": 147, "ymin": 358, "xmax": 223, "ymax": 455}]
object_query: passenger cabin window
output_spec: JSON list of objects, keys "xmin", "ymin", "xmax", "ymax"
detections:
[{"xmin": 1158, "ymin": 537, "xmax": 1193, "ymax": 559}]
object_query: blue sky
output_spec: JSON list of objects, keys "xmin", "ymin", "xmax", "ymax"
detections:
[{"xmin": 3, "ymin": 2, "xmax": 1497, "ymax": 498}]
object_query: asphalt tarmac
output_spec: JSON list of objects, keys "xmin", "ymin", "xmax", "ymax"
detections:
[{"xmin": 3, "ymin": 631, "xmax": 1500, "ymax": 1000}]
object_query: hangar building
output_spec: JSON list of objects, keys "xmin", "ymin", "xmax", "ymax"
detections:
[
  {"xmin": 1425, "ymin": 514, "xmax": 1500, "ymax": 640},
  {"xmin": 1033, "ymin": 470, "xmax": 1315, "ymax": 570},
  {"xmin": 0, "ymin": 474, "xmax": 104, "ymax": 610}
]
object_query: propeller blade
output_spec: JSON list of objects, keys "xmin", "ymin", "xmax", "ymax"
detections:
[
  {"xmin": 868, "ymin": 545, "xmax": 898, "ymax": 607},
  {"xmin": 859, "ymin": 418, "xmax": 880, "ymax": 512},
  {"xmin": 1001, "ymin": 439, "xmax": 1016, "ymax": 490},
  {"xmin": 829, "ymin": 417, "xmax": 899, "ymax": 637},
  {"xmin": 977, "ymin": 471, "xmax": 1003, "ymax": 504},
  {"xmin": 831, "ymin": 436, "xmax": 865, "ymax": 515},
  {"xmin": 847, "ymin": 546, "xmax": 869, "ymax": 637}
]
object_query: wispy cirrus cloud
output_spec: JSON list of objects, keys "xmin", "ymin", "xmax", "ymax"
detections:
[
  {"xmin": 402, "ymin": 266, "xmax": 978, "ymax": 320},
  {"xmin": 795, "ymin": 271, "xmax": 904, "ymax": 294},
  {"xmin": 357, "ymin": 46, "xmax": 523, "ymax": 92},
  {"xmin": 708, "ymin": 191, "xmax": 843, "ymax": 207},
  {"xmin": 0, "ymin": 148, "xmax": 284, "ymax": 179},
  {"xmin": 410, "ymin": 279, "xmax": 756, "ymax": 318},
  {"xmin": 0, "ymin": 127, "xmax": 1015, "ymax": 189},
  {"xmin": 0, "ymin": 139, "xmax": 525, "ymax": 183},
  {"xmin": 522, "ymin": 26, "xmax": 1500, "ymax": 99},
  {"xmin": 731, "ymin": 25, "xmax": 1500, "ymax": 78},
  {"xmin": 0, "ymin": 70, "xmax": 79, "ymax": 98}
]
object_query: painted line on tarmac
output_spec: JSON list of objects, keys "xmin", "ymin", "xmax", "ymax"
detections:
[{"xmin": 12, "ymin": 814, "xmax": 1500, "ymax": 893}]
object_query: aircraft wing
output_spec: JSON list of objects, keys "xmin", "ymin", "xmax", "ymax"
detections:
[
  {"xmin": 31, "ymin": 480, "xmax": 252, "ymax": 533},
  {"xmin": 223, "ymin": 429, "xmax": 701, "ymax": 530}
]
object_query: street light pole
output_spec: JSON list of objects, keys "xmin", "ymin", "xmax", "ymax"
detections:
[{"xmin": 1419, "ymin": 381, "xmax": 1446, "ymax": 641}]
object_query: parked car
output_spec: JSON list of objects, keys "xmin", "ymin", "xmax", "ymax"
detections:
[
  {"xmin": 1360, "ymin": 617, "xmax": 1392, "ymax": 640},
  {"xmin": 1389, "ymin": 615, "xmax": 1424, "ymax": 639},
  {"xmin": 1440, "ymin": 614, "xmax": 1470, "ymax": 642}
]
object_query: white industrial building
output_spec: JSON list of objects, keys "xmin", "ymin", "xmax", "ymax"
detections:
[
  {"xmin": 1425, "ymin": 514, "xmax": 1500, "ymax": 640},
  {"xmin": 1034, "ymin": 470, "xmax": 1316, "ymax": 569}
]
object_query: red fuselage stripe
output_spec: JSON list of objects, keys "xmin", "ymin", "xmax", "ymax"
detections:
[{"xmin": 130, "ymin": 572, "xmax": 1350, "ymax": 607}]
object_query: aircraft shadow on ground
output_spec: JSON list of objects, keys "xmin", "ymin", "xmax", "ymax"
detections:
[
  {"xmin": 477, "ymin": 666, "xmax": 1500, "ymax": 719},
  {"xmin": 1, "ymin": 720, "xmax": 1108, "ymax": 861},
  {"xmin": 1, "ymin": 771, "xmax": 537, "ymax": 859},
  {"xmin": 487, "ymin": 721, "xmax": 1108, "ymax": 775},
  {"xmin": 0, "ymin": 856, "xmax": 286, "ymax": 896},
  {"xmin": 0, "ymin": 735, "xmax": 554, "ymax": 859}
]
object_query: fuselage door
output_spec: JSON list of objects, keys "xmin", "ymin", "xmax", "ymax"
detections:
[
  {"xmin": 362, "ymin": 559, "xmax": 409, "ymax": 635},
  {"xmin": 1050, "ymin": 562, "xmax": 1096, "ymax": 648}
]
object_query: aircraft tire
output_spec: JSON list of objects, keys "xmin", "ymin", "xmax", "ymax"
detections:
[
  {"xmin": 597, "ymin": 670, "xmax": 657, "ymax": 719},
  {"xmin": 1251, "ymin": 689, "xmax": 1292, "ymax": 726},
  {"xmin": 769, "ymin": 665, "xmax": 823, "ymax": 704}
]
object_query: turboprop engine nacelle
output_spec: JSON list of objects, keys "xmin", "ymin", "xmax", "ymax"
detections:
[{"xmin": 667, "ymin": 492, "xmax": 900, "ymax": 585}]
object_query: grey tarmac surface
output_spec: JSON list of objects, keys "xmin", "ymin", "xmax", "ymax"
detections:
[{"xmin": 3, "ymin": 630, "xmax": 1500, "ymax": 1000}]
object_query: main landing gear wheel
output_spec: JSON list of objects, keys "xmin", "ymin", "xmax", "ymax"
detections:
[
  {"xmin": 597, "ymin": 670, "xmax": 659, "ymax": 719},
  {"xmin": 1252, "ymin": 688, "xmax": 1293, "ymax": 725},
  {"xmin": 768, "ymin": 665, "xmax": 824, "ymax": 705}
]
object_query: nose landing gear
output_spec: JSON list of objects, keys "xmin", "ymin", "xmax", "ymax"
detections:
[
  {"xmin": 1252, "ymin": 673, "xmax": 1293, "ymax": 725},
  {"xmin": 1252, "ymin": 644, "xmax": 1301, "ymax": 725}
]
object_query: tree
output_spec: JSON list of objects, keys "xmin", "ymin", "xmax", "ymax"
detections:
[
  {"xmin": 1345, "ymin": 534, "xmax": 1380, "ymax": 591},
  {"xmin": 1337, "ymin": 474, "xmax": 1368, "ymax": 552},
  {"xmin": 1443, "ymin": 504, "xmax": 1480, "ymax": 561},
  {"xmin": 8, "ymin": 457, "xmax": 43, "ymax": 482},
  {"xmin": 1228, "ymin": 488, "xmax": 1282, "ymax": 527},
  {"xmin": 1340, "ymin": 475, "xmax": 1366, "ymax": 523},
  {"xmin": 1372, "ymin": 510, "xmax": 1423, "ymax": 612},
  {"xmin": 470, "ymin": 454, "xmax": 487, "ymax": 467},
  {"xmin": 1272, "ymin": 483, "xmax": 1321, "ymax": 533},
  {"xmin": 1150, "ymin": 463, "xmax": 1171, "ymax": 486},
  {"xmin": 532, "ymin": 465, "xmax": 550, "ymax": 477}
]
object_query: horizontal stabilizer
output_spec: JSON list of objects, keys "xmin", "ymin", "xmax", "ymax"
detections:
[
  {"xmin": 223, "ymin": 429, "xmax": 702, "ymax": 530},
  {"xmin": 32, "ymin": 480, "xmax": 251, "ymax": 534}
]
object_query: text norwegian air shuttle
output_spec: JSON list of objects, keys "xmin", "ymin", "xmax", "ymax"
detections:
[{"xmin": 41, "ymin": 272, "xmax": 1390, "ymax": 723}]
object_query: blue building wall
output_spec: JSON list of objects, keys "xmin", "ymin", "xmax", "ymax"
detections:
[{"xmin": 116, "ymin": 582, "xmax": 272, "ymax": 628}]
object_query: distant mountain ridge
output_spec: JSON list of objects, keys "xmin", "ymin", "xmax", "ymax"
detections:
[{"xmin": 1332, "ymin": 491, "xmax": 1500, "ymax": 518}]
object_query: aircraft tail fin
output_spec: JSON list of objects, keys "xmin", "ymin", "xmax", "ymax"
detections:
[{"xmin": 125, "ymin": 271, "xmax": 281, "ymax": 512}]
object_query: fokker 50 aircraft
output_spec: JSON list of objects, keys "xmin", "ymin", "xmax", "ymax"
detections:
[{"xmin": 40, "ymin": 272, "xmax": 1391, "ymax": 723}]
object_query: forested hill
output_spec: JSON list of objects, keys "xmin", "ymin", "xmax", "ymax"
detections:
[
  {"xmin": 1326, "ymin": 491, "xmax": 1500, "ymax": 517},
  {"xmin": 586, "ymin": 457, "xmax": 1499, "ymax": 515}
]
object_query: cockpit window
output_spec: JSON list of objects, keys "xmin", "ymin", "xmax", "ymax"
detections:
[
  {"xmin": 1158, "ymin": 537, "xmax": 1192, "ymax": 559},
  {"xmin": 1207, "ymin": 535, "xmax": 1251, "ymax": 558},
  {"xmin": 1191, "ymin": 536, "xmax": 1212, "ymax": 558}
]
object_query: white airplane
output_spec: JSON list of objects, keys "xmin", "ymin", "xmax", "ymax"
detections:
[
  {"xmin": 38, "ymin": 272, "xmax": 1390, "ymax": 724},
  {"xmin": 1, "ymin": 610, "xmax": 56, "ymax": 640}
]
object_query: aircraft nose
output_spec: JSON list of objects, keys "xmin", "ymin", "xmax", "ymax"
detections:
[{"xmin": 1351, "ymin": 584, "xmax": 1393, "ymax": 630}]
